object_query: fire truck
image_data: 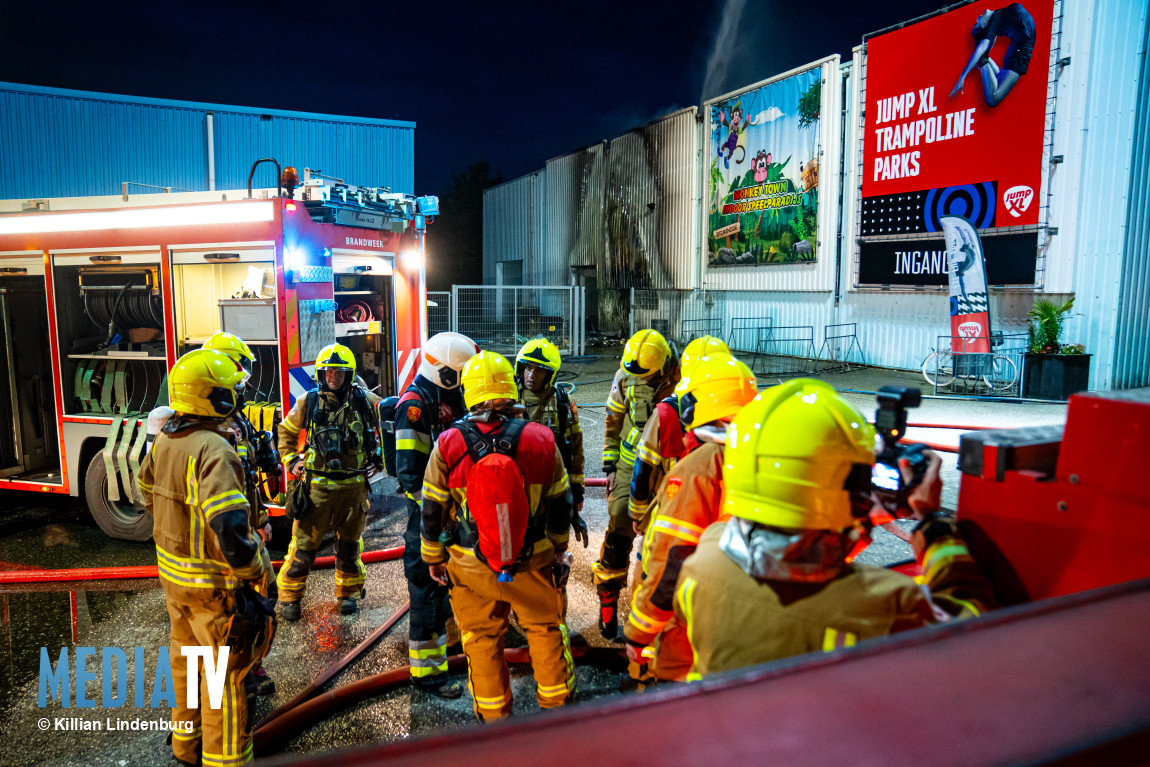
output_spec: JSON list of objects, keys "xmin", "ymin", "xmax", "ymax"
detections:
[{"xmin": 0, "ymin": 163, "xmax": 434, "ymax": 540}]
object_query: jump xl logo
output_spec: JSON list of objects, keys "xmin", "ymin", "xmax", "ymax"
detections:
[
  {"xmin": 958, "ymin": 321, "xmax": 983, "ymax": 342},
  {"xmin": 1003, "ymin": 185, "xmax": 1034, "ymax": 218}
]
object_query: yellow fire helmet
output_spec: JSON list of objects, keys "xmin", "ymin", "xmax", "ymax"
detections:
[
  {"xmin": 203, "ymin": 331, "xmax": 255, "ymax": 372},
  {"xmin": 168, "ymin": 348, "xmax": 247, "ymax": 418},
  {"xmin": 674, "ymin": 353, "xmax": 756, "ymax": 430},
  {"xmin": 621, "ymin": 329, "xmax": 673, "ymax": 379},
  {"xmin": 723, "ymin": 378, "xmax": 876, "ymax": 531},
  {"xmin": 516, "ymin": 338, "xmax": 562, "ymax": 386},
  {"xmin": 679, "ymin": 335, "xmax": 731, "ymax": 378},
  {"xmin": 462, "ymin": 351, "xmax": 518, "ymax": 410},
  {"xmin": 315, "ymin": 343, "xmax": 357, "ymax": 373}
]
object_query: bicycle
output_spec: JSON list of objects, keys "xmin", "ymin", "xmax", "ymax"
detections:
[{"xmin": 921, "ymin": 334, "xmax": 1018, "ymax": 393}]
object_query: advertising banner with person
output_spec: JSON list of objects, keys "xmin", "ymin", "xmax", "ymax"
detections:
[
  {"xmin": 858, "ymin": 1, "xmax": 1054, "ymax": 286},
  {"xmin": 705, "ymin": 66, "xmax": 821, "ymax": 269},
  {"xmin": 941, "ymin": 215, "xmax": 992, "ymax": 354}
]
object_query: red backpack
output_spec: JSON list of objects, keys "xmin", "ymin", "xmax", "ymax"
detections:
[{"xmin": 454, "ymin": 418, "xmax": 533, "ymax": 581}]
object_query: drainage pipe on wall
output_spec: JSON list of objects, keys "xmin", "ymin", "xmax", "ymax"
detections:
[{"xmin": 207, "ymin": 111, "xmax": 216, "ymax": 191}]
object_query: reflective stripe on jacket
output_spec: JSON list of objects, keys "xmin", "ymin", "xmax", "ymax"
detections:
[{"xmin": 625, "ymin": 441, "xmax": 726, "ymax": 647}]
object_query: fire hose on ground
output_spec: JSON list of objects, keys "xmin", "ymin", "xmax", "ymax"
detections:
[
  {"xmin": 253, "ymin": 639, "xmax": 626, "ymax": 754},
  {"xmin": 0, "ymin": 546, "xmax": 405, "ymax": 585}
]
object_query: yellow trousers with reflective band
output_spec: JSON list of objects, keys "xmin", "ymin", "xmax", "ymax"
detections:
[
  {"xmin": 593, "ymin": 462, "xmax": 638, "ymax": 587},
  {"xmin": 447, "ymin": 546, "xmax": 575, "ymax": 720},
  {"xmin": 277, "ymin": 479, "xmax": 369, "ymax": 601},
  {"xmin": 162, "ymin": 582, "xmax": 264, "ymax": 767}
]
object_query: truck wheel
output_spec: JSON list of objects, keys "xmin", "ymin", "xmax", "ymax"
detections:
[{"xmin": 84, "ymin": 453, "xmax": 153, "ymax": 542}]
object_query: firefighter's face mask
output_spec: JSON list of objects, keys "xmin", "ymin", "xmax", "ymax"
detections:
[
  {"xmin": 437, "ymin": 366, "xmax": 459, "ymax": 389},
  {"xmin": 207, "ymin": 387, "xmax": 240, "ymax": 418},
  {"xmin": 313, "ymin": 426, "xmax": 345, "ymax": 470}
]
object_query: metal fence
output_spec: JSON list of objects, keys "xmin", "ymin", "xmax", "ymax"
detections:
[
  {"xmin": 450, "ymin": 285, "xmax": 585, "ymax": 355},
  {"xmin": 630, "ymin": 289, "xmax": 724, "ymax": 352},
  {"xmin": 427, "ymin": 291, "xmax": 451, "ymax": 335}
]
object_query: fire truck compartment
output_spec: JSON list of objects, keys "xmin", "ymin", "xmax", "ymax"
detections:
[
  {"xmin": 0, "ymin": 273, "xmax": 61, "ymax": 483},
  {"xmin": 333, "ymin": 268, "xmax": 396, "ymax": 397}
]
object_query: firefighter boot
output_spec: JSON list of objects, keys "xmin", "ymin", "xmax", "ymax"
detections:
[
  {"xmin": 338, "ymin": 597, "xmax": 359, "ymax": 615},
  {"xmin": 280, "ymin": 601, "xmax": 301, "ymax": 621},
  {"xmin": 597, "ymin": 583, "xmax": 621, "ymax": 640}
]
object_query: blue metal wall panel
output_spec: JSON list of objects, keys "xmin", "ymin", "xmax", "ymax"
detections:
[
  {"xmin": 212, "ymin": 111, "xmax": 413, "ymax": 194},
  {"xmin": 1068, "ymin": 0, "xmax": 1147, "ymax": 390},
  {"xmin": 1114, "ymin": 12, "xmax": 1150, "ymax": 389},
  {"xmin": 0, "ymin": 82, "xmax": 414, "ymax": 200}
]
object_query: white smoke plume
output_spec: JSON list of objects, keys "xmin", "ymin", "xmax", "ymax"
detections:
[{"xmin": 701, "ymin": 0, "xmax": 748, "ymax": 102}]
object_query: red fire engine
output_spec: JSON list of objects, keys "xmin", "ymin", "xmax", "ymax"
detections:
[{"xmin": 0, "ymin": 163, "xmax": 434, "ymax": 540}]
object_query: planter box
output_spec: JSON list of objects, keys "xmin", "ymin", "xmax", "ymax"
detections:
[{"xmin": 1023, "ymin": 354, "xmax": 1091, "ymax": 400}]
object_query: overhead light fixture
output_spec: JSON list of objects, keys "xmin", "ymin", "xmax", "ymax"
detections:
[{"xmin": 0, "ymin": 201, "xmax": 275, "ymax": 235}]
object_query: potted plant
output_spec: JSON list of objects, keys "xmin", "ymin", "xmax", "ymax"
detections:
[{"xmin": 1023, "ymin": 297, "xmax": 1091, "ymax": 400}]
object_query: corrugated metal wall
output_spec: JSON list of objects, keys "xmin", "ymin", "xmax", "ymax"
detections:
[
  {"xmin": 482, "ymin": 172, "xmax": 539, "ymax": 285},
  {"xmin": 1113, "ymin": 11, "xmax": 1150, "ymax": 389},
  {"xmin": 603, "ymin": 107, "xmax": 698, "ymax": 291},
  {"xmin": 1065, "ymin": 0, "xmax": 1147, "ymax": 389},
  {"xmin": 0, "ymin": 82, "xmax": 415, "ymax": 200}
]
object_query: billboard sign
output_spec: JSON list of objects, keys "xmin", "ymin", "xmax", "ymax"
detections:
[
  {"xmin": 858, "ymin": 1, "xmax": 1054, "ymax": 285},
  {"xmin": 706, "ymin": 66, "xmax": 821, "ymax": 269}
]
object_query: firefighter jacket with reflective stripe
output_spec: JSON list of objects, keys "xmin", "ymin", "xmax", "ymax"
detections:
[
  {"xmin": 394, "ymin": 375, "xmax": 466, "ymax": 495},
  {"xmin": 673, "ymin": 520, "xmax": 997, "ymax": 679},
  {"xmin": 277, "ymin": 387, "xmax": 381, "ymax": 483},
  {"xmin": 603, "ymin": 369, "xmax": 676, "ymax": 474},
  {"xmin": 625, "ymin": 441, "xmax": 726, "ymax": 647},
  {"xmin": 628, "ymin": 398, "xmax": 698, "ymax": 523},
  {"xmin": 420, "ymin": 417, "xmax": 572, "ymax": 565},
  {"xmin": 519, "ymin": 385, "xmax": 585, "ymax": 502},
  {"xmin": 138, "ymin": 422, "xmax": 269, "ymax": 591}
]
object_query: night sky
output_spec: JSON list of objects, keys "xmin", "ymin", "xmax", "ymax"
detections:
[{"xmin": 2, "ymin": 0, "xmax": 945, "ymax": 197}]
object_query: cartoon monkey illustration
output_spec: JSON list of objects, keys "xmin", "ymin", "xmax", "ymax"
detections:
[
  {"xmin": 752, "ymin": 150, "xmax": 772, "ymax": 183},
  {"xmin": 717, "ymin": 101, "xmax": 756, "ymax": 169}
]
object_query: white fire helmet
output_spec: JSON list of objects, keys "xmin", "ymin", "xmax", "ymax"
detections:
[{"xmin": 418, "ymin": 332, "xmax": 479, "ymax": 389}]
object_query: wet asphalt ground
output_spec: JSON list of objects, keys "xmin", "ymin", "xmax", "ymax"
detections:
[{"xmin": 0, "ymin": 355, "xmax": 1069, "ymax": 765}]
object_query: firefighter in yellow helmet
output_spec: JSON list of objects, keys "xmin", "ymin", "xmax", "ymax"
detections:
[
  {"xmin": 672, "ymin": 379, "xmax": 997, "ymax": 679},
  {"xmin": 594, "ymin": 329, "xmax": 679, "ymax": 639},
  {"xmin": 516, "ymin": 339, "xmax": 588, "ymax": 549},
  {"xmin": 624, "ymin": 352, "xmax": 756, "ymax": 685},
  {"xmin": 203, "ymin": 332, "xmax": 274, "ymax": 539},
  {"xmin": 136, "ymin": 349, "xmax": 274, "ymax": 767},
  {"xmin": 627, "ymin": 336, "xmax": 731, "ymax": 535},
  {"xmin": 203, "ymin": 331, "xmax": 279, "ymax": 697},
  {"xmin": 420, "ymin": 351, "xmax": 575, "ymax": 720},
  {"xmin": 276, "ymin": 343, "xmax": 381, "ymax": 620}
]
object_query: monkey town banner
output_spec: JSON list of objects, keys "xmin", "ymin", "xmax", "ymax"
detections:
[
  {"xmin": 706, "ymin": 66, "xmax": 821, "ymax": 269},
  {"xmin": 858, "ymin": 0, "xmax": 1054, "ymax": 286}
]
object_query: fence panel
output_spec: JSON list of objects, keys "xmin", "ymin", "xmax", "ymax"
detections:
[
  {"xmin": 450, "ymin": 285, "xmax": 581, "ymax": 355},
  {"xmin": 754, "ymin": 326, "xmax": 818, "ymax": 377},
  {"xmin": 817, "ymin": 323, "xmax": 867, "ymax": 373},
  {"xmin": 427, "ymin": 291, "xmax": 451, "ymax": 335}
]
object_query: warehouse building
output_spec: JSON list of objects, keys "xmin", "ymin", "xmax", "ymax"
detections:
[{"xmin": 482, "ymin": 0, "xmax": 1150, "ymax": 393}]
